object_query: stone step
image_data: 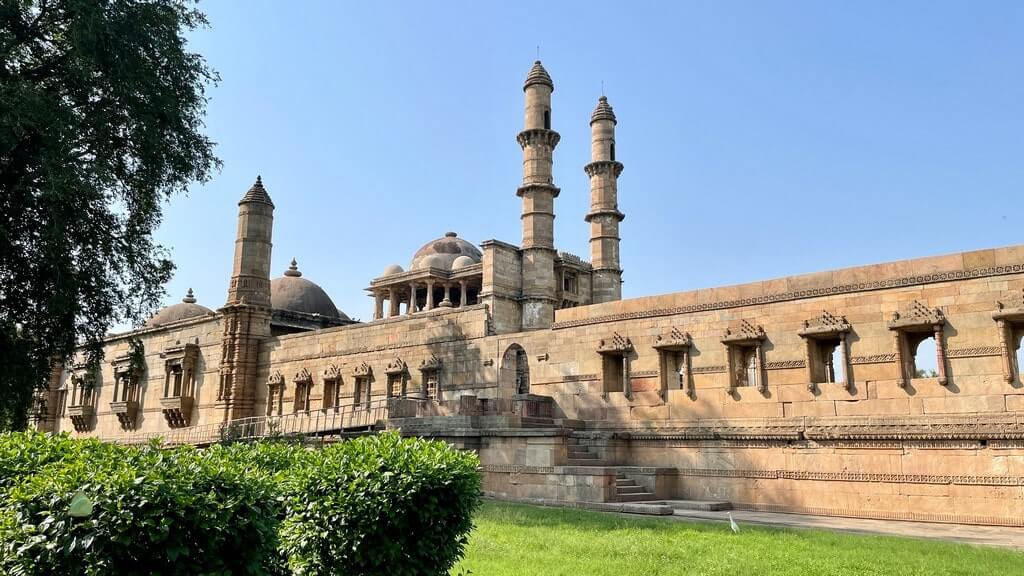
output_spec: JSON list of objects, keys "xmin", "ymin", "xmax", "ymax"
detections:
[
  {"xmin": 616, "ymin": 485, "xmax": 646, "ymax": 494},
  {"xmin": 565, "ymin": 458, "xmax": 608, "ymax": 466},
  {"xmin": 657, "ymin": 500, "xmax": 733, "ymax": 512},
  {"xmin": 615, "ymin": 479, "xmax": 638, "ymax": 487},
  {"xmin": 617, "ymin": 492, "xmax": 657, "ymax": 502}
]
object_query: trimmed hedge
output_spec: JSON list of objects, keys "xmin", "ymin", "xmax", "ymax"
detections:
[{"xmin": 0, "ymin": 431, "xmax": 481, "ymax": 576}]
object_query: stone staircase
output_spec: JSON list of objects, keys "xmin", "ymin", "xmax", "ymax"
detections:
[
  {"xmin": 614, "ymin": 473, "xmax": 657, "ymax": 502},
  {"xmin": 566, "ymin": 437, "xmax": 607, "ymax": 466}
]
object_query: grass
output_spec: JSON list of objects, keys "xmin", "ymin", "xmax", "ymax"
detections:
[{"xmin": 452, "ymin": 501, "xmax": 1024, "ymax": 576}]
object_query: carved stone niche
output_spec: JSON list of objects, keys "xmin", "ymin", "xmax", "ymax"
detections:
[
  {"xmin": 159, "ymin": 341, "xmax": 198, "ymax": 428},
  {"xmin": 418, "ymin": 355, "xmax": 442, "ymax": 400},
  {"xmin": 322, "ymin": 364, "xmax": 342, "ymax": 410},
  {"xmin": 266, "ymin": 371, "xmax": 285, "ymax": 417},
  {"xmin": 293, "ymin": 368, "xmax": 313, "ymax": 413},
  {"xmin": 722, "ymin": 320, "xmax": 767, "ymax": 393},
  {"xmin": 385, "ymin": 357, "xmax": 408, "ymax": 398},
  {"xmin": 597, "ymin": 332, "xmax": 633, "ymax": 398},
  {"xmin": 653, "ymin": 327, "xmax": 693, "ymax": 399},
  {"xmin": 799, "ymin": 311, "xmax": 852, "ymax": 392},
  {"xmin": 352, "ymin": 362, "xmax": 373, "ymax": 407},
  {"xmin": 110, "ymin": 353, "xmax": 142, "ymax": 430},
  {"xmin": 67, "ymin": 363, "xmax": 96, "ymax": 432},
  {"xmin": 993, "ymin": 289, "xmax": 1024, "ymax": 384},
  {"xmin": 888, "ymin": 300, "xmax": 947, "ymax": 387}
]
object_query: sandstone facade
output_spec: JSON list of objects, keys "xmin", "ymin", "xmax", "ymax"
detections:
[{"xmin": 34, "ymin": 62, "xmax": 1024, "ymax": 527}]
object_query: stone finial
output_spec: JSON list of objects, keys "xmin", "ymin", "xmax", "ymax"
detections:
[
  {"xmin": 590, "ymin": 95, "xmax": 617, "ymax": 125},
  {"xmin": 182, "ymin": 288, "xmax": 196, "ymax": 304},
  {"xmin": 285, "ymin": 258, "xmax": 302, "ymax": 277},
  {"xmin": 239, "ymin": 174, "xmax": 274, "ymax": 207},
  {"xmin": 445, "ymin": 231, "xmax": 458, "ymax": 238},
  {"xmin": 524, "ymin": 60, "xmax": 554, "ymax": 91}
]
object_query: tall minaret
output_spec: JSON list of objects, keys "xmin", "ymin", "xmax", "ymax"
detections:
[
  {"xmin": 218, "ymin": 176, "xmax": 274, "ymax": 421},
  {"xmin": 226, "ymin": 175, "xmax": 274, "ymax": 307},
  {"xmin": 585, "ymin": 96, "xmax": 624, "ymax": 303},
  {"xmin": 518, "ymin": 61, "xmax": 560, "ymax": 329}
]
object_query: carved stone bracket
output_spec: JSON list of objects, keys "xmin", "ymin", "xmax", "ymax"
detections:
[
  {"xmin": 722, "ymin": 320, "xmax": 768, "ymax": 393},
  {"xmin": 653, "ymin": 327, "xmax": 693, "ymax": 398},
  {"xmin": 888, "ymin": 301, "xmax": 947, "ymax": 387},
  {"xmin": 385, "ymin": 357, "xmax": 407, "ymax": 376},
  {"xmin": 352, "ymin": 362, "xmax": 373, "ymax": 378},
  {"xmin": 597, "ymin": 332, "xmax": 633, "ymax": 356},
  {"xmin": 799, "ymin": 311, "xmax": 852, "ymax": 392}
]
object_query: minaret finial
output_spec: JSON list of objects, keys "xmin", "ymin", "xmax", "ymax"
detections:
[
  {"xmin": 183, "ymin": 288, "xmax": 196, "ymax": 303},
  {"xmin": 285, "ymin": 258, "xmax": 301, "ymax": 277}
]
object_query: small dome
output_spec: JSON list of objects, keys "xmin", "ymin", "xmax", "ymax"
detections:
[
  {"xmin": 271, "ymin": 259, "xmax": 349, "ymax": 320},
  {"xmin": 410, "ymin": 232, "xmax": 482, "ymax": 271},
  {"xmin": 146, "ymin": 289, "xmax": 213, "ymax": 327},
  {"xmin": 591, "ymin": 95, "xmax": 617, "ymax": 125},
  {"xmin": 524, "ymin": 60, "xmax": 554, "ymax": 92},
  {"xmin": 382, "ymin": 263, "xmax": 404, "ymax": 276},
  {"xmin": 452, "ymin": 255, "xmax": 475, "ymax": 270}
]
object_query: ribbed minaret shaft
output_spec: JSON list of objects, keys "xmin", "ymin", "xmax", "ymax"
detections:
[
  {"xmin": 518, "ymin": 61, "xmax": 560, "ymax": 329},
  {"xmin": 585, "ymin": 96, "xmax": 624, "ymax": 304}
]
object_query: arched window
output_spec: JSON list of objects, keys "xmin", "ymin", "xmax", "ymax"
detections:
[
  {"xmin": 912, "ymin": 337, "xmax": 939, "ymax": 378},
  {"xmin": 501, "ymin": 344, "xmax": 530, "ymax": 395}
]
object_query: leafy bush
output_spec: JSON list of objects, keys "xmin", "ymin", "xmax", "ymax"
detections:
[
  {"xmin": 0, "ymin": 439, "xmax": 282, "ymax": 576},
  {"xmin": 278, "ymin": 432, "xmax": 482, "ymax": 576},
  {"xmin": 0, "ymin": 431, "xmax": 481, "ymax": 576}
]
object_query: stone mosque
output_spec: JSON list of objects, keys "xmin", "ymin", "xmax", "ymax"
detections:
[{"xmin": 34, "ymin": 62, "xmax": 1024, "ymax": 526}]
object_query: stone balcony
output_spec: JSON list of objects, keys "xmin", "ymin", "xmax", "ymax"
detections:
[
  {"xmin": 67, "ymin": 404, "xmax": 94, "ymax": 432},
  {"xmin": 160, "ymin": 396, "xmax": 193, "ymax": 428},
  {"xmin": 110, "ymin": 400, "xmax": 139, "ymax": 430}
]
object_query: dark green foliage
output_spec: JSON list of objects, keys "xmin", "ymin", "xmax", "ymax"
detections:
[
  {"xmin": 0, "ymin": 432, "xmax": 482, "ymax": 575},
  {"xmin": 0, "ymin": 0, "xmax": 220, "ymax": 430},
  {"xmin": 0, "ymin": 434, "xmax": 281, "ymax": 576},
  {"xmin": 279, "ymin": 432, "xmax": 483, "ymax": 576}
]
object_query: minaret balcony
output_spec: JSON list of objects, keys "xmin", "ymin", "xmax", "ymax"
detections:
[
  {"xmin": 110, "ymin": 400, "xmax": 139, "ymax": 430},
  {"xmin": 161, "ymin": 396, "xmax": 194, "ymax": 428}
]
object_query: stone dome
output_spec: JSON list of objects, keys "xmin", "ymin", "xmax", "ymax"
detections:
[
  {"xmin": 146, "ymin": 289, "xmax": 213, "ymax": 327},
  {"xmin": 524, "ymin": 60, "xmax": 554, "ymax": 91},
  {"xmin": 451, "ymin": 255, "xmax": 475, "ymax": 270},
  {"xmin": 382, "ymin": 263, "xmax": 404, "ymax": 276},
  {"xmin": 410, "ymin": 232, "xmax": 482, "ymax": 271},
  {"xmin": 591, "ymin": 95, "xmax": 617, "ymax": 125},
  {"xmin": 270, "ymin": 259, "xmax": 349, "ymax": 320}
]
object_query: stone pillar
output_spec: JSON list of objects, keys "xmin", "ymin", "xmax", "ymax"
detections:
[
  {"xmin": 440, "ymin": 284, "xmax": 452, "ymax": 307},
  {"xmin": 586, "ymin": 96, "xmax": 624, "ymax": 304},
  {"xmin": 839, "ymin": 332, "xmax": 850, "ymax": 390},
  {"xmin": 373, "ymin": 291, "xmax": 384, "ymax": 320},
  {"xmin": 934, "ymin": 324, "xmax": 948, "ymax": 386},
  {"xmin": 459, "ymin": 280, "xmax": 468, "ymax": 307},
  {"xmin": 426, "ymin": 280, "xmax": 435, "ymax": 310},
  {"xmin": 518, "ymin": 61, "xmax": 560, "ymax": 330},
  {"xmin": 408, "ymin": 283, "xmax": 416, "ymax": 314},
  {"xmin": 388, "ymin": 289, "xmax": 400, "ymax": 317}
]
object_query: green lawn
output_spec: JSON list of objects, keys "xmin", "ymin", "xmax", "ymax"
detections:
[{"xmin": 453, "ymin": 502, "xmax": 1024, "ymax": 576}]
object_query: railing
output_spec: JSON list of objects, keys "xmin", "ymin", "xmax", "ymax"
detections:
[{"xmin": 114, "ymin": 398, "xmax": 394, "ymax": 446}]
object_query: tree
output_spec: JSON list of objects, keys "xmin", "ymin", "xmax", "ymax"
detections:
[{"xmin": 0, "ymin": 0, "xmax": 219, "ymax": 430}]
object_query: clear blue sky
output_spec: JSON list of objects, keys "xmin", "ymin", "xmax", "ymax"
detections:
[{"xmin": 152, "ymin": 0, "xmax": 1023, "ymax": 324}]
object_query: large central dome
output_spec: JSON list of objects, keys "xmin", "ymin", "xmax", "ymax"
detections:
[
  {"xmin": 270, "ymin": 260, "xmax": 349, "ymax": 320},
  {"xmin": 410, "ymin": 232, "xmax": 482, "ymax": 271}
]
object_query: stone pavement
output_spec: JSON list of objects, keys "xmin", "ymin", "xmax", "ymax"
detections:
[{"xmin": 661, "ymin": 508, "xmax": 1024, "ymax": 550}]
